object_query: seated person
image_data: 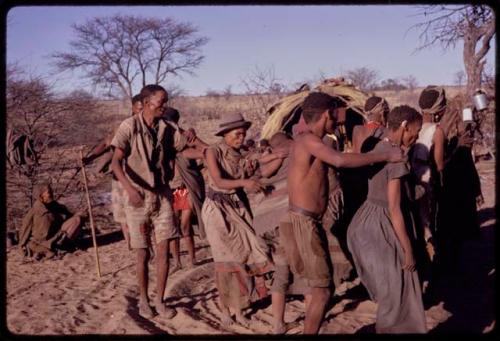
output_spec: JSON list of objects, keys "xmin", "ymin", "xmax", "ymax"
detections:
[{"xmin": 19, "ymin": 183, "xmax": 85, "ymax": 259}]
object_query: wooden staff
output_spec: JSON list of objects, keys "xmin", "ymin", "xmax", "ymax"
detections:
[{"xmin": 79, "ymin": 149, "xmax": 102, "ymax": 278}]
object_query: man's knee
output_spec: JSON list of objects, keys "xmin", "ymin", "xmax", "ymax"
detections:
[
  {"xmin": 136, "ymin": 248, "xmax": 149, "ymax": 264},
  {"xmin": 312, "ymin": 287, "xmax": 330, "ymax": 301},
  {"xmin": 156, "ymin": 239, "xmax": 169, "ymax": 258}
]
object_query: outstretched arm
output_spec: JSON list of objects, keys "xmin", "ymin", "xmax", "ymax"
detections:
[
  {"xmin": 303, "ymin": 134, "xmax": 403, "ymax": 168},
  {"xmin": 83, "ymin": 140, "xmax": 111, "ymax": 165}
]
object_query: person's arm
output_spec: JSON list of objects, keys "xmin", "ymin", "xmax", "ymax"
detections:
[
  {"xmin": 433, "ymin": 126, "xmax": 445, "ymax": 173},
  {"xmin": 82, "ymin": 140, "xmax": 111, "ymax": 165},
  {"xmin": 259, "ymin": 157, "xmax": 285, "ymax": 178},
  {"xmin": 303, "ymin": 134, "xmax": 404, "ymax": 168},
  {"xmin": 204, "ymin": 147, "xmax": 265, "ymax": 193},
  {"xmin": 352, "ymin": 125, "xmax": 363, "ymax": 154},
  {"xmin": 111, "ymin": 147, "xmax": 144, "ymax": 208},
  {"xmin": 387, "ymin": 178, "xmax": 416, "ymax": 272},
  {"xmin": 181, "ymin": 146, "xmax": 205, "ymax": 160},
  {"xmin": 179, "ymin": 126, "xmax": 208, "ymax": 148}
]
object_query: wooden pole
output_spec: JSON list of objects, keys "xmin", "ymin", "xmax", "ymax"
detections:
[{"xmin": 79, "ymin": 149, "xmax": 102, "ymax": 278}]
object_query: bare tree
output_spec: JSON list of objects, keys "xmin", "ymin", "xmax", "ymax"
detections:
[
  {"xmin": 410, "ymin": 5, "xmax": 495, "ymax": 99},
  {"xmin": 6, "ymin": 69, "xmax": 97, "ymax": 233},
  {"xmin": 345, "ymin": 67, "xmax": 379, "ymax": 92},
  {"xmin": 241, "ymin": 65, "xmax": 288, "ymax": 115},
  {"xmin": 52, "ymin": 15, "xmax": 208, "ymax": 100},
  {"xmin": 403, "ymin": 75, "xmax": 419, "ymax": 91},
  {"xmin": 454, "ymin": 70, "xmax": 466, "ymax": 86}
]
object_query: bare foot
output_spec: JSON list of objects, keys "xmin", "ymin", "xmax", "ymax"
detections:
[
  {"xmin": 138, "ymin": 301, "xmax": 154, "ymax": 319},
  {"xmin": 170, "ymin": 262, "xmax": 182, "ymax": 274},
  {"xmin": 155, "ymin": 302, "xmax": 176, "ymax": 319},
  {"xmin": 221, "ymin": 313, "xmax": 234, "ymax": 328},
  {"xmin": 273, "ymin": 322, "xmax": 286, "ymax": 334},
  {"xmin": 235, "ymin": 312, "xmax": 251, "ymax": 327}
]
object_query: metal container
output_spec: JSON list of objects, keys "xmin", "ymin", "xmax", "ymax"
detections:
[
  {"xmin": 462, "ymin": 107, "xmax": 474, "ymax": 123},
  {"xmin": 473, "ymin": 90, "xmax": 488, "ymax": 111}
]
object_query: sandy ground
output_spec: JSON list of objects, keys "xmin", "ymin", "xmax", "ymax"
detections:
[{"xmin": 6, "ymin": 160, "xmax": 495, "ymax": 335}]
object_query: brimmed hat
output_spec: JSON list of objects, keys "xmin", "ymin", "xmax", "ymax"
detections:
[{"xmin": 215, "ymin": 113, "xmax": 252, "ymax": 136}]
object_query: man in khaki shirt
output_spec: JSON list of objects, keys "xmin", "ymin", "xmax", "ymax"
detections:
[{"xmin": 111, "ymin": 84, "xmax": 188, "ymax": 319}]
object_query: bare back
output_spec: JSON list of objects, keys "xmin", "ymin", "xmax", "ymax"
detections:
[{"xmin": 288, "ymin": 133, "xmax": 329, "ymax": 215}]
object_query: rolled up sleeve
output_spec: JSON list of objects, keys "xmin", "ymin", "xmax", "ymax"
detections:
[{"xmin": 111, "ymin": 120, "xmax": 132, "ymax": 153}]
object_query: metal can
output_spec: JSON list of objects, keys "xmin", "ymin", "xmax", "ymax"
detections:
[{"xmin": 473, "ymin": 90, "xmax": 488, "ymax": 111}]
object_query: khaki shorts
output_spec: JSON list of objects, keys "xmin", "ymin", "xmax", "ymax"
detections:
[
  {"xmin": 279, "ymin": 211, "xmax": 332, "ymax": 288},
  {"xmin": 124, "ymin": 186, "xmax": 178, "ymax": 249},
  {"xmin": 111, "ymin": 179, "xmax": 127, "ymax": 224}
]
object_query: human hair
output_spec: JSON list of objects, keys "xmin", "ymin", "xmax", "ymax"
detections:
[
  {"xmin": 140, "ymin": 84, "xmax": 167, "ymax": 103},
  {"xmin": 245, "ymin": 139, "xmax": 255, "ymax": 148},
  {"xmin": 163, "ymin": 107, "xmax": 180, "ymax": 123},
  {"xmin": 269, "ymin": 132, "xmax": 292, "ymax": 148},
  {"xmin": 387, "ymin": 105, "xmax": 422, "ymax": 130},
  {"xmin": 259, "ymin": 139, "xmax": 270, "ymax": 148},
  {"xmin": 301, "ymin": 92, "xmax": 346, "ymax": 124},
  {"xmin": 364, "ymin": 96, "xmax": 383, "ymax": 111},
  {"xmin": 34, "ymin": 182, "xmax": 52, "ymax": 199},
  {"xmin": 364, "ymin": 96, "xmax": 389, "ymax": 121},
  {"xmin": 418, "ymin": 86, "xmax": 446, "ymax": 110},
  {"xmin": 131, "ymin": 94, "xmax": 142, "ymax": 105}
]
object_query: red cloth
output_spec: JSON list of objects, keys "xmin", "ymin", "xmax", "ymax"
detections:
[
  {"xmin": 173, "ymin": 188, "xmax": 190, "ymax": 211},
  {"xmin": 365, "ymin": 121, "xmax": 382, "ymax": 130}
]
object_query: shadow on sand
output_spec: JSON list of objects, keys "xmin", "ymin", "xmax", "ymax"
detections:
[{"xmin": 427, "ymin": 223, "xmax": 495, "ymax": 334}]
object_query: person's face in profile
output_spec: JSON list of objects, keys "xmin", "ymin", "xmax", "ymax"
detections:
[
  {"xmin": 402, "ymin": 120, "xmax": 423, "ymax": 147},
  {"xmin": 132, "ymin": 100, "xmax": 143, "ymax": 116},
  {"xmin": 224, "ymin": 127, "xmax": 247, "ymax": 150}
]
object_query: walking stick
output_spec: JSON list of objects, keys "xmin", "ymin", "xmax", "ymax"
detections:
[{"xmin": 79, "ymin": 148, "xmax": 102, "ymax": 278}]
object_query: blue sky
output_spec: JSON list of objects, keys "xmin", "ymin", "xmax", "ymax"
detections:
[{"xmin": 7, "ymin": 5, "xmax": 496, "ymax": 97}]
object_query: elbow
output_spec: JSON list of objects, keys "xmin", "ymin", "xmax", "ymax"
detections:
[{"xmin": 388, "ymin": 205, "xmax": 400, "ymax": 219}]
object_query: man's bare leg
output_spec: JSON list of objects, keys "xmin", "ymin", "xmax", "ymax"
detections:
[
  {"xmin": 304, "ymin": 287, "xmax": 330, "ymax": 334},
  {"xmin": 271, "ymin": 292, "xmax": 286, "ymax": 334},
  {"xmin": 235, "ymin": 308, "xmax": 250, "ymax": 327},
  {"xmin": 180, "ymin": 208, "xmax": 196, "ymax": 266},
  {"xmin": 305, "ymin": 293, "xmax": 312, "ymax": 311},
  {"xmin": 169, "ymin": 238, "xmax": 182, "ymax": 272},
  {"xmin": 137, "ymin": 247, "xmax": 153, "ymax": 318},
  {"xmin": 121, "ymin": 223, "xmax": 131, "ymax": 250},
  {"xmin": 154, "ymin": 239, "xmax": 176, "ymax": 317},
  {"xmin": 220, "ymin": 305, "xmax": 234, "ymax": 327}
]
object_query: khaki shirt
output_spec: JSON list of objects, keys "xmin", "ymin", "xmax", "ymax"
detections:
[{"xmin": 111, "ymin": 113, "xmax": 187, "ymax": 190}]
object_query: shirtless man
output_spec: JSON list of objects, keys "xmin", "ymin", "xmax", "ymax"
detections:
[{"xmin": 283, "ymin": 92, "xmax": 404, "ymax": 334}]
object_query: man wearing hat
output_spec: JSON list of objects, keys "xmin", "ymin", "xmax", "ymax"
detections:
[{"xmin": 202, "ymin": 112, "xmax": 273, "ymax": 327}]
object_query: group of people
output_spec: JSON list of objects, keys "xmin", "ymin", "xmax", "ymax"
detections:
[{"xmin": 18, "ymin": 82, "xmax": 483, "ymax": 334}]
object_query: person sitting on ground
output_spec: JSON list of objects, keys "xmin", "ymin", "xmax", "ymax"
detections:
[
  {"xmin": 283, "ymin": 92, "xmax": 404, "ymax": 334},
  {"xmin": 19, "ymin": 183, "xmax": 86, "ymax": 260}
]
